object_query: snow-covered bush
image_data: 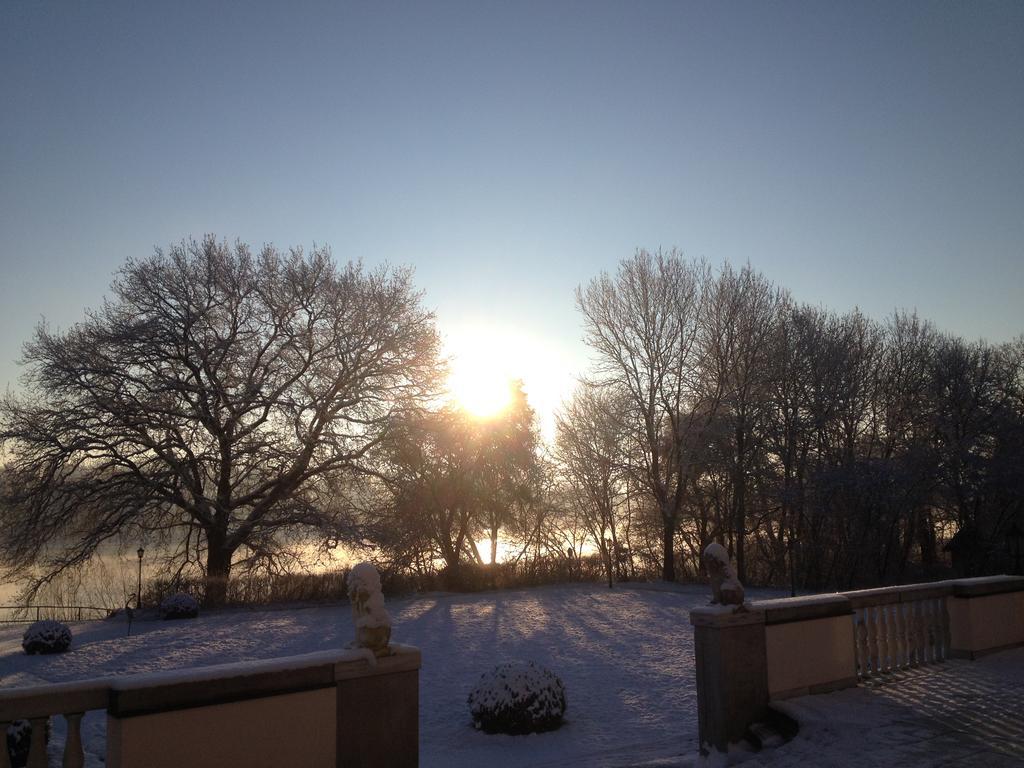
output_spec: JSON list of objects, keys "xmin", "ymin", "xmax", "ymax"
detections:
[
  {"xmin": 21, "ymin": 620, "xmax": 72, "ymax": 654},
  {"xmin": 6, "ymin": 718, "xmax": 48, "ymax": 768},
  {"xmin": 159, "ymin": 592, "xmax": 200, "ymax": 620},
  {"xmin": 468, "ymin": 661, "xmax": 567, "ymax": 734}
]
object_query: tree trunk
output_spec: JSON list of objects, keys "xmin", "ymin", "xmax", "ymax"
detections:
[
  {"xmin": 788, "ymin": 525, "xmax": 797, "ymax": 597},
  {"xmin": 734, "ymin": 425, "xmax": 747, "ymax": 584},
  {"xmin": 204, "ymin": 538, "xmax": 234, "ymax": 608},
  {"xmin": 609, "ymin": 525, "xmax": 621, "ymax": 581},
  {"xmin": 662, "ymin": 519, "xmax": 676, "ymax": 582},
  {"xmin": 734, "ymin": 473, "xmax": 747, "ymax": 584},
  {"xmin": 917, "ymin": 509, "xmax": 937, "ymax": 569},
  {"xmin": 488, "ymin": 524, "xmax": 500, "ymax": 590},
  {"xmin": 601, "ymin": 537, "xmax": 614, "ymax": 589}
]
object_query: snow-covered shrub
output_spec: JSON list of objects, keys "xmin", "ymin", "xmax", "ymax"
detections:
[
  {"xmin": 21, "ymin": 620, "xmax": 72, "ymax": 655},
  {"xmin": 6, "ymin": 718, "xmax": 48, "ymax": 768},
  {"xmin": 468, "ymin": 661, "xmax": 567, "ymax": 734},
  {"xmin": 159, "ymin": 592, "xmax": 200, "ymax": 620}
]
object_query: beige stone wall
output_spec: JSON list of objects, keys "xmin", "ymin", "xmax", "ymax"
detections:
[
  {"xmin": 766, "ymin": 615, "xmax": 857, "ymax": 699},
  {"xmin": 106, "ymin": 686, "xmax": 336, "ymax": 768},
  {"xmin": 948, "ymin": 591, "xmax": 1024, "ymax": 658}
]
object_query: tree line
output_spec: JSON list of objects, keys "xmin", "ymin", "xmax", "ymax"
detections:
[
  {"xmin": 1, "ymin": 241, "xmax": 1021, "ymax": 604},
  {"xmin": 565, "ymin": 251, "xmax": 1023, "ymax": 593}
]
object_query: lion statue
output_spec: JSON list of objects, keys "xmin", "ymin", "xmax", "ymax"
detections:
[
  {"xmin": 703, "ymin": 542, "xmax": 745, "ymax": 606},
  {"xmin": 347, "ymin": 562, "xmax": 392, "ymax": 656}
]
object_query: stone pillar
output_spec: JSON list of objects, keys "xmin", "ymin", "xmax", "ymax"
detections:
[
  {"xmin": 334, "ymin": 649, "xmax": 420, "ymax": 768},
  {"xmin": 689, "ymin": 606, "xmax": 768, "ymax": 755},
  {"xmin": 947, "ymin": 576, "xmax": 1024, "ymax": 659}
]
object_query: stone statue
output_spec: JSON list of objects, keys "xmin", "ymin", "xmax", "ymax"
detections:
[
  {"xmin": 347, "ymin": 562, "xmax": 392, "ymax": 656},
  {"xmin": 703, "ymin": 542, "xmax": 745, "ymax": 606}
]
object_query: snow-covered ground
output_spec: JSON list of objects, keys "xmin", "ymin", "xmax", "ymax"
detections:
[
  {"xmin": 764, "ymin": 648, "xmax": 1024, "ymax": 767},
  {"xmin": 2, "ymin": 582, "xmax": 1021, "ymax": 768},
  {"xmin": 2, "ymin": 582, "xmax": 749, "ymax": 767}
]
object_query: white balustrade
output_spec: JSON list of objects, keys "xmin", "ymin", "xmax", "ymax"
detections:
[
  {"xmin": 1, "ymin": 685, "xmax": 99, "ymax": 768},
  {"xmin": 849, "ymin": 592, "xmax": 950, "ymax": 679}
]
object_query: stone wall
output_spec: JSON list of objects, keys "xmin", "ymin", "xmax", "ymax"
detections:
[{"xmin": 689, "ymin": 575, "xmax": 1024, "ymax": 755}]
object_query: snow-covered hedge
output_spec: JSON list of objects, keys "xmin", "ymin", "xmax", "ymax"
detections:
[
  {"xmin": 21, "ymin": 620, "xmax": 72, "ymax": 655},
  {"xmin": 159, "ymin": 592, "xmax": 200, "ymax": 620},
  {"xmin": 468, "ymin": 661, "xmax": 567, "ymax": 734}
]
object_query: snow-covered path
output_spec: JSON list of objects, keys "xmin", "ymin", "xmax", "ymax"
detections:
[{"xmin": 1, "ymin": 583, "xmax": 745, "ymax": 767}]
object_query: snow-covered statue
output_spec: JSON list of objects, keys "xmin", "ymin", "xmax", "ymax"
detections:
[
  {"xmin": 347, "ymin": 562, "xmax": 392, "ymax": 656},
  {"xmin": 703, "ymin": 542, "xmax": 745, "ymax": 606}
]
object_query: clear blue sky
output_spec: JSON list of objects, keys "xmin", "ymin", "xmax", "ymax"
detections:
[{"xmin": 2, "ymin": 1, "xmax": 1022, "ymax": 425}]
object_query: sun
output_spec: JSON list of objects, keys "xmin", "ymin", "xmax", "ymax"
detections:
[
  {"xmin": 444, "ymin": 327, "xmax": 517, "ymax": 419},
  {"xmin": 448, "ymin": 358, "xmax": 513, "ymax": 419},
  {"xmin": 441, "ymin": 321, "xmax": 577, "ymax": 435}
]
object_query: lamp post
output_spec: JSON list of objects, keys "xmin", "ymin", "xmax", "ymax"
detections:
[{"xmin": 136, "ymin": 547, "xmax": 145, "ymax": 609}]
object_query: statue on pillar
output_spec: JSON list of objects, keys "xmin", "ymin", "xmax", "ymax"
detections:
[
  {"xmin": 703, "ymin": 542, "xmax": 745, "ymax": 607},
  {"xmin": 347, "ymin": 562, "xmax": 392, "ymax": 656}
]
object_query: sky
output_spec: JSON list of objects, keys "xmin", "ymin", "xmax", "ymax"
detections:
[{"xmin": 2, "ymin": 1, "xmax": 1022, "ymax": 437}]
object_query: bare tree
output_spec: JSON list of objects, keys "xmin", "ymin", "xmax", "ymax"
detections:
[
  {"xmin": 476, "ymin": 382, "xmax": 542, "ymax": 568},
  {"xmin": 375, "ymin": 392, "xmax": 540, "ymax": 586},
  {"xmin": 702, "ymin": 263, "xmax": 783, "ymax": 582},
  {"xmin": 0, "ymin": 237, "xmax": 441, "ymax": 605},
  {"xmin": 555, "ymin": 383, "xmax": 630, "ymax": 587},
  {"xmin": 577, "ymin": 250, "xmax": 718, "ymax": 581}
]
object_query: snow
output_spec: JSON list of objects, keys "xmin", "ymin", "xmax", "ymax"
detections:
[
  {"xmin": 108, "ymin": 648, "xmax": 373, "ymax": 691},
  {"xmin": 753, "ymin": 594, "xmax": 847, "ymax": 611},
  {"xmin": 2, "ymin": 582, "xmax": 1020, "ymax": 768},
  {"xmin": 2, "ymin": 582, "xmax": 740, "ymax": 767},
  {"xmin": 757, "ymin": 649, "xmax": 1024, "ymax": 767}
]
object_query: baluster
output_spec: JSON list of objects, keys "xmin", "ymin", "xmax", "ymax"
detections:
[
  {"xmin": 917, "ymin": 602, "xmax": 925, "ymax": 663},
  {"xmin": 886, "ymin": 603, "xmax": 899, "ymax": 670},
  {"xmin": 901, "ymin": 606, "xmax": 909, "ymax": 667},
  {"xmin": 893, "ymin": 602, "xmax": 907, "ymax": 668},
  {"xmin": 905, "ymin": 602, "xmax": 917, "ymax": 667},
  {"xmin": 890, "ymin": 603, "xmax": 901, "ymax": 669},
  {"xmin": 941, "ymin": 596, "xmax": 952, "ymax": 661},
  {"xmin": 1, "ymin": 721, "xmax": 12, "ymax": 768},
  {"xmin": 921, "ymin": 602, "xmax": 929, "ymax": 667},
  {"xmin": 865, "ymin": 606, "xmax": 880, "ymax": 675},
  {"xmin": 855, "ymin": 613, "xmax": 870, "ymax": 678},
  {"xmin": 926, "ymin": 600, "xmax": 939, "ymax": 663},
  {"xmin": 877, "ymin": 605, "xmax": 890, "ymax": 674},
  {"xmin": 919, "ymin": 600, "xmax": 931, "ymax": 663},
  {"xmin": 28, "ymin": 717, "xmax": 47, "ymax": 768},
  {"xmin": 905, "ymin": 602, "xmax": 916, "ymax": 666},
  {"xmin": 889, "ymin": 603, "xmax": 900, "ymax": 671},
  {"xmin": 63, "ymin": 712, "xmax": 84, "ymax": 768},
  {"xmin": 920, "ymin": 601, "xmax": 929, "ymax": 662},
  {"xmin": 917, "ymin": 600, "xmax": 929, "ymax": 663}
]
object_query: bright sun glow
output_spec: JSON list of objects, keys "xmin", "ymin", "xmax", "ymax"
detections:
[
  {"xmin": 448, "ymin": 355, "xmax": 513, "ymax": 419},
  {"xmin": 442, "ymin": 322, "xmax": 580, "ymax": 436},
  {"xmin": 475, "ymin": 537, "xmax": 517, "ymax": 564}
]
